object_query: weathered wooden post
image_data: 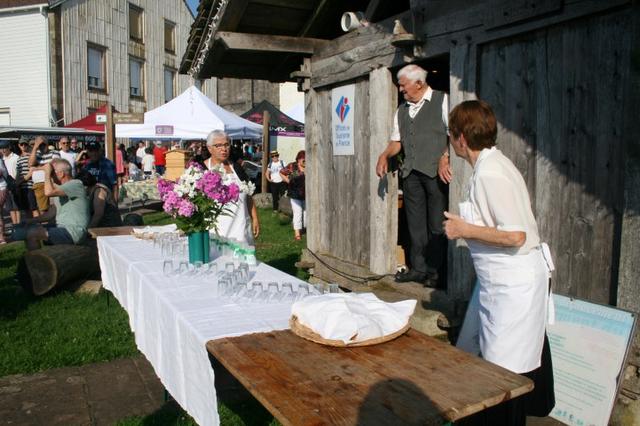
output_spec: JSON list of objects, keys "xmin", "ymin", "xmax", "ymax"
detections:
[
  {"xmin": 105, "ymin": 102, "xmax": 115, "ymax": 162},
  {"xmin": 261, "ymin": 110, "xmax": 270, "ymax": 194},
  {"xmin": 368, "ymin": 67, "xmax": 398, "ymax": 275}
]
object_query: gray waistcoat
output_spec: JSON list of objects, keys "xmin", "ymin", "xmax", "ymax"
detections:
[{"xmin": 398, "ymin": 90, "xmax": 447, "ymax": 178}]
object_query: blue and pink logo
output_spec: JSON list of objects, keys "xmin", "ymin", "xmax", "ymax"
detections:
[{"xmin": 335, "ymin": 96, "xmax": 350, "ymax": 123}]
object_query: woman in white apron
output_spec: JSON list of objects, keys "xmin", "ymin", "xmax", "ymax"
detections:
[
  {"xmin": 443, "ymin": 100, "xmax": 554, "ymax": 425},
  {"xmin": 204, "ymin": 130, "xmax": 259, "ymax": 246}
]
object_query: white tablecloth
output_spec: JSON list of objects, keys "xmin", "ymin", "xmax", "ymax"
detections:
[{"xmin": 97, "ymin": 235, "xmax": 303, "ymax": 426}]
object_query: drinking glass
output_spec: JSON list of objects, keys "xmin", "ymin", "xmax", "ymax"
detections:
[
  {"xmin": 312, "ymin": 283, "xmax": 324, "ymax": 295},
  {"xmin": 163, "ymin": 259, "xmax": 174, "ymax": 276},
  {"xmin": 178, "ymin": 261, "xmax": 190, "ymax": 276},
  {"xmin": 296, "ymin": 283, "xmax": 310, "ymax": 300},
  {"xmin": 329, "ymin": 283, "xmax": 340, "ymax": 294},
  {"xmin": 193, "ymin": 261, "xmax": 204, "ymax": 276},
  {"xmin": 207, "ymin": 262, "xmax": 218, "ymax": 276},
  {"xmin": 242, "ymin": 281, "xmax": 257, "ymax": 302},
  {"xmin": 254, "ymin": 281, "xmax": 270, "ymax": 302},
  {"xmin": 267, "ymin": 282, "xmax": 279, "ymax": 303},
  {"xmin": 238, "ymin": 262, "xmax": 249, "ymax": 280},
  {"xmin": 225, "ymin": 262, "xmax": 235, "ymax": 274},
  {"xmin": 153, "ymin": 234, "xmax": 161, "ymax": 251},
  {"xmin": 215, "ymin": 277, "xmax": 227, "ymax": 296}
]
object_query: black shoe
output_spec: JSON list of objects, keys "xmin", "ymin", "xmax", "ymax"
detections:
[{"xmin": 395, "ymin": 270, "xmax": 427, "ymax": 283}]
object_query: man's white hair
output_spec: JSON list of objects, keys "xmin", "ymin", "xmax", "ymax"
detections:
[
  {"xmin": 397, "ymin": 64, "xmax": 427, "ymax": 83},
  {"xmin": 52, "ymin": 158, "xmax": 72, "ymax": 176},
  {"xmin": 206, "ymin": 129, "xmax": 228, "ymax": 146}
]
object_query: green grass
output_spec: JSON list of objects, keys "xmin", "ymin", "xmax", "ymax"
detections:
[{"xmin": 0, "ymin": 208, "xmax": 303, "ymax": 425}]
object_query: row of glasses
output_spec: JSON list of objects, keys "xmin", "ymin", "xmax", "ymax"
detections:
[
  {"xmin": 163, "ymin": 259, "xmax": 219, "ymax": 277},
  {"xmin": 227, "ymin": 281, "xmax": 320, "ymax": 304}
]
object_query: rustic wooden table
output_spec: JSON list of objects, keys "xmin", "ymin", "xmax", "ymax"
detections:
[
  {"xmin": 207, "ymin": 328, "xmax": 533, "ymax": 425},
  {"xmin": 88, "ymin": 226, "xmax": 134, "ymax": 238}
]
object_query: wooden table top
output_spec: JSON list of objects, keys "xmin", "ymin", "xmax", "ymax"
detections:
[
  {"xmin": 88, "ymin": 226, "xmax": 134, "ymax": 238},
  {"xmin": 207, "ymin": 329, "xmax": 533, "ymax": 425}
]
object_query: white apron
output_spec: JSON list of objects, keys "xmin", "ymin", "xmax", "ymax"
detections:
[
  {"xmin": 207, "ymin": 160, "xmax": 254, "ymax": 247},
  {"xmin": 456, "ymin": 206, "xmax": 555, "ymax": 374}
]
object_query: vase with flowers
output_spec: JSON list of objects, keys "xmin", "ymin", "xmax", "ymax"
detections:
[{"xmin": 157, "ymin": 163, "xmax": 240, "ymax": 263}]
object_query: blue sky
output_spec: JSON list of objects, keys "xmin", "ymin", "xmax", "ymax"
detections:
[{"xmin": 186, "ymin": 0, "xmax": 199, "ymax": 14}]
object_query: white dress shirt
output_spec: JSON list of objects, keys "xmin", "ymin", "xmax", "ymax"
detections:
[{"xmin": 390, "ymin": 87, "xmax": 449, "ymax": 141}]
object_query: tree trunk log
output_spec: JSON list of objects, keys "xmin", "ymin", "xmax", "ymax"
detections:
[{"xmin": 19, "ymin": 244, "xmax": 100, "ymax": 296}]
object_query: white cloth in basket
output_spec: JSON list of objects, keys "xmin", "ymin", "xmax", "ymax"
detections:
[{"xmin": 291, "ymin": 293, "xmax": 417, "ymax": 344}]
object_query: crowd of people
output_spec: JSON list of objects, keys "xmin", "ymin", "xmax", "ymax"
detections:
[{"xmin": 0, "ymin": 136, "xmax": 127, "ymax": 248}]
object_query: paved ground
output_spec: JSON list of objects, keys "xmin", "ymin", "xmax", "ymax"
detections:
[{"xmin": 0, "ymin": 357, "xmax": 168, "ymax": 426}]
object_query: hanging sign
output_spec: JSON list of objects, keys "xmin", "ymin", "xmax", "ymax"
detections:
[
  {"xmin": 113, "ymin": 113, "xmax": 144, "ymax": 124},
  {"xmin": 331, "ymin": 84, "xmax": 355, "ymax": 156},
  {"xmin": 548, "ymin": 295, "xmax": 636, "ymax": 426},
  {"xmin": 155, "ymin": 125, "xmax": 174, "ymax": 136}
]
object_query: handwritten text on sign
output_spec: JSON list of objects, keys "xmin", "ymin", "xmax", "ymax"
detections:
[{"xmin": 331, "ymin": 84, "xmax": 355, "ymax": 156}]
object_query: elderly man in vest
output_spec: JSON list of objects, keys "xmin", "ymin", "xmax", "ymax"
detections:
[{"xmin": 376, "ymin": 64, "xmax": 450, "ymax": 287}]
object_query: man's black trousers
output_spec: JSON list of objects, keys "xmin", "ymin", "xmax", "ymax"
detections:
[{"xmin": 402, "ymin": 170, "xmax": 448, "ymax": 276}]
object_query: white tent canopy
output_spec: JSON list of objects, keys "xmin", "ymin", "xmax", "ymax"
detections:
[{"xmin": 116, "ymin": 86, "xmax": 262, "ymax": 139}]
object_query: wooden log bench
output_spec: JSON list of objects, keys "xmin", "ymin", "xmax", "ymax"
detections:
[{"xmin": 17, "ymin": 244, "xmax": 100, "ymax": 296}]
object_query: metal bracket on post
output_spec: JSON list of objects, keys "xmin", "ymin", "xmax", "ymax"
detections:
[{"xmin": 291, "ymin": 57, "xmax": 311, "ymax": 93}]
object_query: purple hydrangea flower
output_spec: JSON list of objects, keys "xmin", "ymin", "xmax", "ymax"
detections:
[{"xmin": 177, "ymin": 199, "xmax": 196, "ymax": 217}]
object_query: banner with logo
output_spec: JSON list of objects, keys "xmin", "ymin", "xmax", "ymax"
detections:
[{"xmin": 331, "ymin": 84, "xmax": 355, "ymax": 156}]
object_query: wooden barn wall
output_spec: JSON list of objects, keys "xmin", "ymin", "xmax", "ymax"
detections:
[
  {"xmin": 306, "ymin": 79, "xmax": 372, "ymax": 268},
  {"xmin": 449, "ymin": 9, "xmax": 630, "ymax": 304},
  {"xmin": 216, "ymin": 78, "xmax": 280, "ymax": 116},
  {"xmin": 60, "ymin": 0, "xmax": 196, "ymax": 123}
]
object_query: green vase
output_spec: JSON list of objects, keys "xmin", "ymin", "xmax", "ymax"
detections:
[{"xmin": 187, "ymin": 231, "xmax": 210, "ymax": 264}]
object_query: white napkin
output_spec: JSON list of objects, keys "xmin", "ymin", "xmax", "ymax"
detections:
[
  {"xmin": 291, "ymin": 293, "xmax": 416, "ymax": 344},
  {"xmin": 132, "ymin": 224, "xmax": 178, "ymax": 234}
]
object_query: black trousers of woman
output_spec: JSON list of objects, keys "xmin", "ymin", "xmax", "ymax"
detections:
[{"xmin": 456, "ymin": 333, "xmax": 555, "ymax": 426}]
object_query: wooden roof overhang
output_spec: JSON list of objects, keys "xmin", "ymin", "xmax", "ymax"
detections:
[{"xmin": 180, "ymin": 0, "xmax": 399, "ymax": 82}]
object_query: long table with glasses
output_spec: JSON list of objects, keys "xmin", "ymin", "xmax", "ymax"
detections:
[{"xmin": 97, "ymin": 233, "xmax": 307, "ymax": 426}]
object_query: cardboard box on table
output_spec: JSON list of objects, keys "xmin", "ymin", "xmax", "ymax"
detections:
[{"xmin": 165, "ymin": 150, "xmax": 192, "ymax": 181}]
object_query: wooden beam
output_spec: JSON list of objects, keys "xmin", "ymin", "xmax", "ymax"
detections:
[
  {"xmin": 215, "ymin": 31, "xmax": 328, "ymax": 55},
  {"xmin": 203, "ymin": 63, "xmax": 291, "ymax": 82}
]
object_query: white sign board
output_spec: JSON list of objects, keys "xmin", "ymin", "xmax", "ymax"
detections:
[
  {"xmin": 95, "ymin": 114, "xmax": 107, "ymax": 124},
  {"xmin": 331, "ymin": 84, "xmax": 355, "ymax": 156},
  {"xmin": 548, "ymin": 295, "xmax": 636, "ymax": 426}
]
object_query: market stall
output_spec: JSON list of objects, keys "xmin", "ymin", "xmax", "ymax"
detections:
[
  {"xmin": 115, "ymin": 86, "xmax": 262, "ymax": 140},
  {"xmin": 241, "ymin": 100, "xmax": 304, "ymax": 164}
]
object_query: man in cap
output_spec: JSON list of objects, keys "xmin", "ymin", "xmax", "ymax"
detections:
[
  {"xmin": 15, "ymin": 137, "xmax": 39, "ymax": 218},
  {"xmin": 82, "ymin": 141, "xmax": 117, "ymax": 193},
  {"xmin": 266, "ymin": 150, "xmax": 286, "ymax": 211}
]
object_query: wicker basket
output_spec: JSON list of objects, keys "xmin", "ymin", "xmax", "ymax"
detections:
[{"xmin": 289, "ymin": 315, "xmax": 410, "ymax": 347}]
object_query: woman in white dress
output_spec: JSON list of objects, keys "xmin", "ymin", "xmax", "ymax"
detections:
[
  {"xmin": 204, "ymin": 130, "xmax": 259, "ymax": 245},
  {"xmin": 444, "ymin": 100, "xmax": 554, "ymax": 425}
]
